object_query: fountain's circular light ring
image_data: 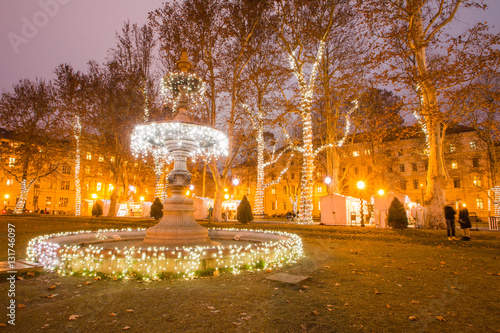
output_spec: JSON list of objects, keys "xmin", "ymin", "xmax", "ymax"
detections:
[
  {"xmin": 131, "ymin": 121, "xmax": 228, "ymax": 159},
  {"xmin": 26, "ymin": 228, "xmax": 304, "ymax": 278}
]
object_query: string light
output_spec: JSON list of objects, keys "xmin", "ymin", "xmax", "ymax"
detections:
[
  {"xmin": 287, "ymin": 40, "xmax": 326, "ymax": 224},
  {"xmin": 74, "ymin": 115, "xmax": 82, "ymax": 216},
  {"xmin": 14, "ymin": 179, "xmax": 35, "ymax": 214},
  {"xmin": 131, "ymin": 122, "xmax": 228, "ymax": 161},
  {"xmin": 244, "ymin": 104, "xmax": 295, "ymax": 216},
  {"xmin": 26, "ymin": 228, "xmax": 303, "ymax": 278},
  {"xmin": 161, "ymin": 71, "xmax": 206, "ymax": 112}
]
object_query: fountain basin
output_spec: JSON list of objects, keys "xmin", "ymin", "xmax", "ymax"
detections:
[{"xmin": 27, "ymin": 228, "xmax": 303, "ymax": 278}]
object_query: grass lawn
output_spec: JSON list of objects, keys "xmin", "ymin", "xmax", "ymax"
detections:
[{"xmin": 0, "ymin": 216, "xmax": 499, "ymax": 332}]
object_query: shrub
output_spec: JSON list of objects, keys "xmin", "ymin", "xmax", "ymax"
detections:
[
  {"xmin": 237, "ymin": 195, "xmax": 253, "ymax": 224},
  {"xmin": 387, "ymin": 197, "xmax": 408, "ymax": 229},
  {"xmin": 150, "ymin": 197, "xmax": 164, "ymax": 220},
  {"xmin": 91, "ymin": 200, "xmax": 103, "ymax": 217}
]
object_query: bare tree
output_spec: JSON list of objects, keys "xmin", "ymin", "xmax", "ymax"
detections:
[
  {"xmin": 359, "ymin": 0, "xmax": 498, "ymax": 228},
  {"xmin": 0, "ymin": 79, "xmax": 67, "ymax": 213}
]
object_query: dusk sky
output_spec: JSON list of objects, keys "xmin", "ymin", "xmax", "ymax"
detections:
[{"xmin": 0, "ymin": 0, "xmax": 499, "ymax": 94}]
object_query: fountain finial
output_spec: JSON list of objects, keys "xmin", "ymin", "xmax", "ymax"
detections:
[{"xmin": 176, "ymin": 49, "xmax": 191, "ymax": 72}]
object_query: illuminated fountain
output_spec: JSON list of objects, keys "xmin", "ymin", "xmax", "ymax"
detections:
[{"xmin": 27, "ymin": 52, "xmax": 303, "ymax": 278}]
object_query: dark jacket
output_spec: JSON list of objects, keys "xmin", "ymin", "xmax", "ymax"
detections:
[
  {"xmin": 458, "ymin": 208, "xmax": 472, "ymax": 228},
  {"xmin": 444, "ymin": 205, "xmax": 456, "ymax": 220}
]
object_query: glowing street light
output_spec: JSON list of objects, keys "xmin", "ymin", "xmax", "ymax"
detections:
[
  {"xmin": 324, "ymin": 177, "xmax": 332, "ymax": 185},
  {"xmin": 4, "ymin": 194, "xmax": 9, "ymax": 199},
  {"xmin": 232, "ymin": 178, "xmax": 239, "ymax": 186},
  {"xmin": 189, "ymin": 184, "xmax": 195, "ymax": 191},
  {"xmin": 357, "ymin": 181, "xmax": 365, "ymax": 190},
  {"xmin": 140, "ymin": 196, "xmax": 145, "ymax": 201},
  {"xmin": 91, "ymin": 194, "xmax": 98, "ymax": 199},
  {"xmin": 378, "ymin": 189, "xmax": 385, "ymax": 196},
  {"xmin": 224, "ymin": 194, "xmax": 230, "ymax": 200}
]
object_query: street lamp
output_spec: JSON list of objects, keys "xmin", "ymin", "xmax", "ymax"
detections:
[
  {"xmin": 91, "ymin": 193, "xmax": 98, "ymax": 200},
  {"xmin": 357, "ymin": 181, "xmax": 365, "ymax": 227},
  {"xmin": 232, "ymin": 178, "xmax": 239, "ymax": 186},
  {"xmin": 140, "ymin": 196, "xmax": 144, "ymax": 202},
  {"xmin": 324, "ymin": 177, "xmax": 332, "ymax": 185},
  {"xmin": 378, "ymin": 189, "xmax": 385, "ymax": 196}
]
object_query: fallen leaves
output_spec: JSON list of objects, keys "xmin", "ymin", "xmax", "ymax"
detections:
[
  {"xmin": 109, "ymin": 313, "xmax": 117, "ymax": 317},
  {"xmin": 436, "ymin": 316, "xmax": 446, "ymax": 322},
  {"xmin": 312, "ymin": 311, "xmax": 319, "ymax": 316},
  {"xmin": 48, "ymin": 285, "xmax": 56, "ymax": 290},
  {"xmin": 44, "ymin": 294, "xmax": 58, "ymax": 298},
  {"xmin": 83, "ymin": 281, "xmax": 92, "ymax": 285},
  {"xmin": 126, "ymin": 309, "xmax": 134, "ymax": 313},
  {"xmin": 68, "ymin": 314, "xmax": 81, "ymax": 321},
  {"xmin": 408, "ymin": 316, "xmax": 418, "ymax": 321},
  {"xmin": 374, "ymin": 290, "xmax": 382, "ymax": 295},
  {"xmin": 386, "ymin": 304, "xmax": 391, "ymax": 309},
  {"xmin": 18, "ymin": 304, "xmax": 26, "ymax": 309},
  {"xmin": 123, "ymin": 326, "xmax": 131, "ymax": 330},
  {"xmin": 411, "ymin": 300, "xmax": 420, "ymax": 304}
]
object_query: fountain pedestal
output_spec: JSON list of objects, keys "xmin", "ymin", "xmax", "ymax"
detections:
[{"xmin": 139, "ymin": 148, "xmax": 218, "ymax": 247}]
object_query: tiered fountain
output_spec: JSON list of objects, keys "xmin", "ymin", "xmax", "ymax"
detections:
[{"xmin": 27, "ymin": 52, "xmax": 303, "ymax": 278}]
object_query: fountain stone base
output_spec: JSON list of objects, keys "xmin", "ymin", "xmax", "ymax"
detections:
[{"xmin": 139, "ymin": 193, "xmax": 218, "ymax": 247}]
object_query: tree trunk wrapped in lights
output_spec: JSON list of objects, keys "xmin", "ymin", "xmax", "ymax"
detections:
[{"xmin": 359, "ymin": 0, "xmax": 497, "ymax": 228}]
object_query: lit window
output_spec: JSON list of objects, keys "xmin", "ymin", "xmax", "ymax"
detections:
[
  {"xmin": 97, "ymin": 182, "xmax": 102, "ymax": 191},
  {"xmin": 110, "ymin": 156, "xmax": 115, "ymax": 163},
  {"xmin": 476, "ymin": 198, "xmax": 483, "ymax": 209},
  {"xmin": 473, "ymin": 176, "xmax": 481, "ymax": 187},
  {"xmin": 470, "ymin": 141, "xmax": 476, "ymax": 150},
  {"xmin": 108, "ymin": 184, "xmax": 114, "ymax": 192},
  {"xmin": 60, "ymin": 181, "xmax": 70, "ymax": 190},
  {"xmin": 134, "ymin": 163, "xmax": 138, "ymax": 167},
  {"xmin": 86, "ymin": 152, "xmax": 92, "ymax": 160},
  {"xmin": 451, "ymin": 161, "xmax": 458, "ymax": 169},
  {"xmin": 271, "ymin": 187, "xmax": 276, "ymax": 195},
  {"xmin": 62, "ymin": 165, "xmax": 71, "ymax": 174},
  {"xmin": 449, "ymin": 144, "xmax": 456, "ymax": 153},
  {"xmin": 59, "ymin": 197, "xmax": 69, "ymax": 208},
  {"xmin": 10, "ymin": 142, "xmax": 19, "ymax": 148},
  {"xmin": 318, "ymin": 201, "xmax": 321, "ymax": 210},
  {"xmin": 97, "ymin": 170, "xmax": 102, "ymax": 176},
  {"xmin": 85, "ymin": 166, "xmax": 90, "ymax": 175},
  {"xmin": 46, "ymin": 197, "xmax": 51, "ymax": 206},
  {"xmin": 317, "ymin": 186, "xmax": 323, "ymax": 193},
  {"xmin": 99, "ymin": 156, "xmax": 104, "ymax": 162},
  {"xmin": 6, "ymin": 179, "xmax": 13, "ymax": 186},
  {"xmin": 365, "ymin": 150, "xmax": 371, "ymax": 155},
  {"xmin": 353, "ymin": 151, "xmax": 360, "ymax": 157},
  {"xmin": 8, "ymin": 157, "xmax": 15, "ymax": 167},
  {"xmin": 283, "ymin": 186, "xmax": 287, "ymax": 194}
]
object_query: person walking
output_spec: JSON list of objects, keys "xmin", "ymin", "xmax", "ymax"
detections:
[
  {"xmin": 444, "ymin": 203, "xmax": 458, "ymax": 240},
  {"xmin": 458, "ymin": 203, "xmax": 472, "ymax": 241}
]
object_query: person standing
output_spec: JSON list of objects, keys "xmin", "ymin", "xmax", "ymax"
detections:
[
  {"xmin": 458, "ymin": 203, "xmax": 472, "ymax": 241},
  {"xmin": 444, "ymin": 203, "xmax": 458, "ymax": 240}
]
